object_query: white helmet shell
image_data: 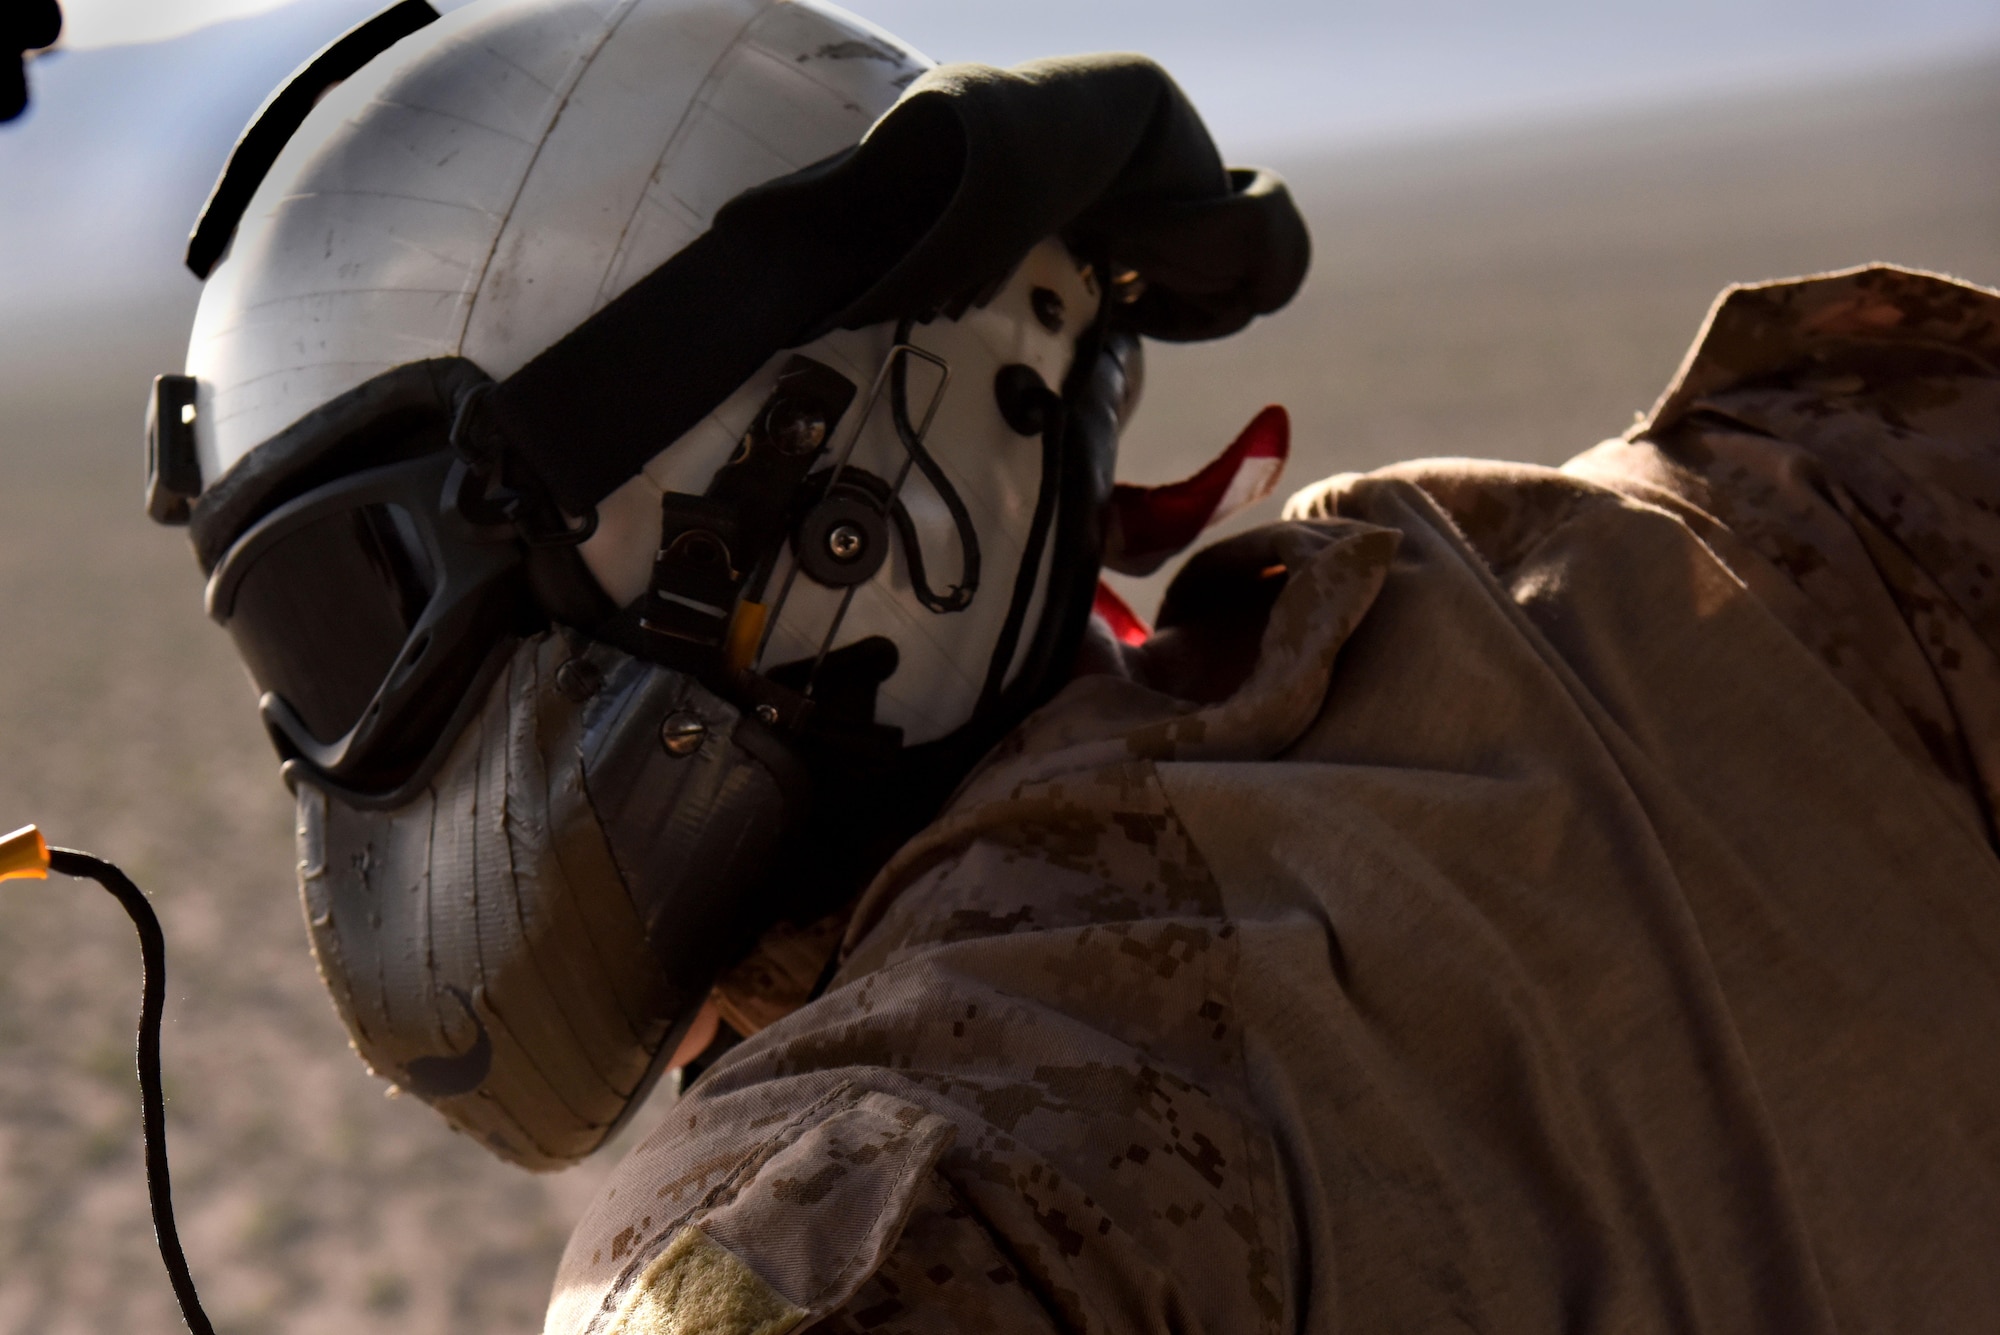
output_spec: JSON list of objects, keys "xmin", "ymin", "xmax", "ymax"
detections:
[
  {"xmin": 188, "ymin": 0, "xmax": 1102, "ymax": 744},
  {"xmin": 191, "ymin": 0, "xmax": 925, "ymax": 474}
]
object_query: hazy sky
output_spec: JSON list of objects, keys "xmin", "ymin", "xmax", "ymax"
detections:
[
  {"xmin": 52, "ymin": 0, "xmax": 2000, "ymax": 149},
  {"xmin": 57, "ymin": 0, "xmax": 291, "ymax": 47},
  {"xmin": 865, "ymin": 0, "xmax": 2000, "ymax": 148}
]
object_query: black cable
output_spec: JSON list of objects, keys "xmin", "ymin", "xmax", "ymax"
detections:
[
  {"xmin": 979, "ymin": 404, "xmax": 1064, "ymax": 710},
  {"xmin": 46, "ymin": 848, "xmax": 216, "ymax": 1335},
  {"xmin": 889, "ymin": 319, "xmax": 980, "ymax": 613},
  {"xmin": 885, "ymin": 495, "xmax": 955, "ymax": 616}
]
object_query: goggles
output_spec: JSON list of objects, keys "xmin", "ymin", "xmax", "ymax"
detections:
[{"xmin": 204, "ymin": 451, "xmax": 528, "ymax": 801}]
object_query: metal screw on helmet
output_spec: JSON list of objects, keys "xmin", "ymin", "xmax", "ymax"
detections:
[
  {"xmin": 554, "ymin": 658, "xmax": 603, "ymax": 703},
  {"xmin": 827, "ymin": 523, "xmax": 865, "ymax": 562},
  {"xmin": 659, "ymin": 711, "xmax": 706, "ymax": 756},
  {"xmin": 755, "ymin": 704, "xmax": 780, "ymax": 725},
  {"xmin": 765, "ymin": 399, "xmax": 829, "ymax": 456}
]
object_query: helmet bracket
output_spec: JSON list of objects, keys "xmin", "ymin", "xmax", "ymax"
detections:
[
  {"xmin": 639, "ymin": 356, "xmax": 857, "ymax": 670},
  {"xmin": 146, "ymin": 374, "xmax": 202, "ymax": 526}
]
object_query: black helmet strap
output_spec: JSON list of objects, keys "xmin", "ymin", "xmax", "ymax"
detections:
[{"xmin": 456, "ymin": 53, "xmax": 1309, "ymax": 518}]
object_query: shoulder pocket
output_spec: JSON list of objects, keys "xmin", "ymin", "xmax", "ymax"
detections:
[{"xmin": 598, "ymin": 1085, "xmax": 957, "ymax": 1334}]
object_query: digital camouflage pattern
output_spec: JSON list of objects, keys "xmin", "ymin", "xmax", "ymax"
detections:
[{"xmin": 546, "ymin": 265, "xmax": 2000, "ymax": 1334}]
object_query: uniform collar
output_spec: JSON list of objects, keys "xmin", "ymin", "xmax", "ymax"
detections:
[{"xmin": 1634, "ymin": 264, "xmax": 2000, "ymax": 440}]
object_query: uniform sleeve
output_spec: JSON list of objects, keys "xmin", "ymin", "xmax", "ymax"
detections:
[
  {"xmin": 545, "ymin": 749, "xmax": 1303, "ymax": 1335},
  {"xmin": 1564, "ymin": 266, "xmax": 2000, "ymax": 845}
]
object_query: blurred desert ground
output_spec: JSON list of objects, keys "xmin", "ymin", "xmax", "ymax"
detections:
[{"xmin": 0, "ymin": 52, "xmax": 1997, "ymax": 1335}]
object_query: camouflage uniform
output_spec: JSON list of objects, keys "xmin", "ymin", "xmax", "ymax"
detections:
[{"xmin": 546, "ymin": 265, "xmax": 2000, "ymax": 1335}]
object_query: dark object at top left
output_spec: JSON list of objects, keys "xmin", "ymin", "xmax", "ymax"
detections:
[{"xmin": 2, "ymin": 0, "xmax": 62, "ymax": 122}]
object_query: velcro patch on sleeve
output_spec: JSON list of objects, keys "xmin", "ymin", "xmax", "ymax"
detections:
[
  {"xmin": 697, "ymin": 1089, "xmax": 958, "ymax": 1312},
  {"xmin": 607, "ymin": 1226, "xmax": 806, "ymax": 1335}
]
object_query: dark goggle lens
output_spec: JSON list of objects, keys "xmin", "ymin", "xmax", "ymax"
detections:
[{"xmin": 225, "ymin": 502, "xmax": 435, "ymax": 744}]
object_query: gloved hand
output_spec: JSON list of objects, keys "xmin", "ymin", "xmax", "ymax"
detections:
[{"xmin": 3, "ymin": 0, "xmax": 63, "ymax": 122}]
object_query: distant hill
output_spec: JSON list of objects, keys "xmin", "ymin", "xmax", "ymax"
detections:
[
  {"xmin": 1117, "ymin": 56, "xmax": 2000, "ymax": 593},
  {"xmin": 868, "ymin": 0, "xmax": 2000, "ymax": 153}
]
